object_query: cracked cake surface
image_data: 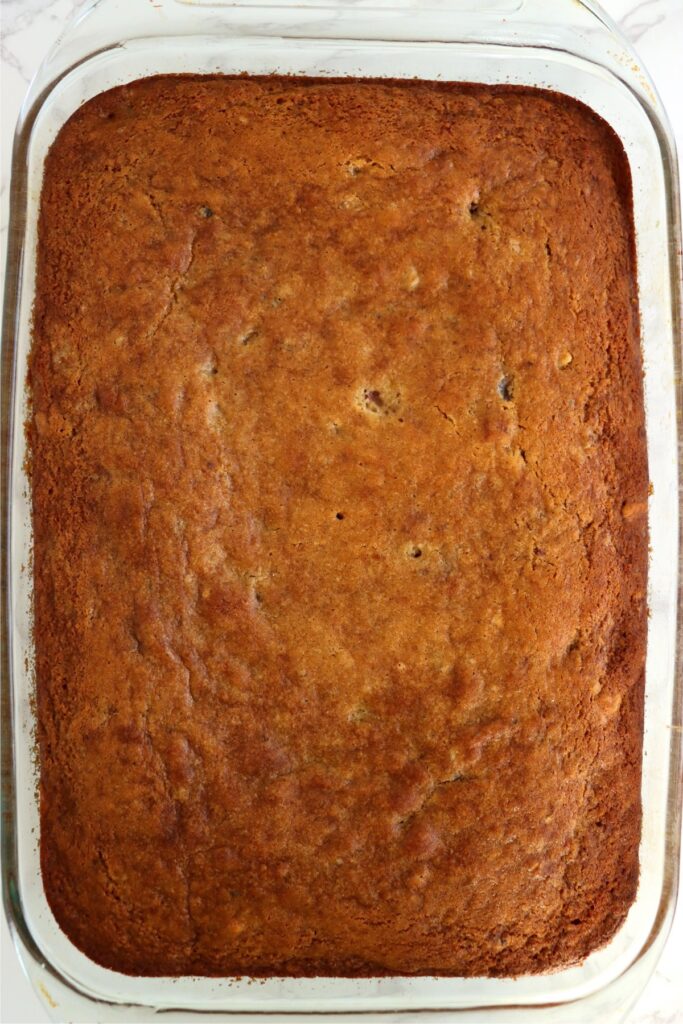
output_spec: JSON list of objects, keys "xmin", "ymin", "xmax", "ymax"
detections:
[{"xmin": 30, "ymin": 75, "xmax": 648, "ymax": 977}]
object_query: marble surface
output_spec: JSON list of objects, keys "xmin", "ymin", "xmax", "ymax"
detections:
[{"xmin": 1, "ymin": 1, "xmax": 681, "ymax": 1022}]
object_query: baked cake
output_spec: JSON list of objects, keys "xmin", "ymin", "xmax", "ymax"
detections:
[{"xmin": 29, "ymin": 75, "xmax": 648, "ymax": 977}]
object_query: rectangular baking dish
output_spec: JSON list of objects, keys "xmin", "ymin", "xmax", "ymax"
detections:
[{"xmin": 2, "ymin": 1, "xmax": 681, "ymax": 1021}]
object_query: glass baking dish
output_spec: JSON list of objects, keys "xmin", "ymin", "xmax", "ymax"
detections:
[{"xmin": 1, "ymin": 0, "xmax": 681, "ymax": 1021}]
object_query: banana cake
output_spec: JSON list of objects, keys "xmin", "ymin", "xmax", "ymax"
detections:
[{"xmin": 30, "ymin": 75, "xmax": 648, "ymax": 976}]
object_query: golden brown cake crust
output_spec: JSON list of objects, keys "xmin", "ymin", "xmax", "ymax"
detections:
[{"xmin": 30, "ymin": 75, "xmax": 648, "ymax": 977}]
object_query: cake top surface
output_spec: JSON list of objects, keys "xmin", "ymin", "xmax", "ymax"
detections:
[{"xmin": 30, "ymin": 75, "xmax": 648, "ymax": 977}]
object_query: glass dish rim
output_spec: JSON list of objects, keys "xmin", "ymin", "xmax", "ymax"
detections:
[{"xmin": 2, "ymin": 0, "xmax": 681, "ymax": 1018}]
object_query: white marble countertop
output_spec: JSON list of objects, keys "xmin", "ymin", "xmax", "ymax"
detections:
[{"xmin": 1, "ymin": 1, "xmax": 681, "ymax": 1022}]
